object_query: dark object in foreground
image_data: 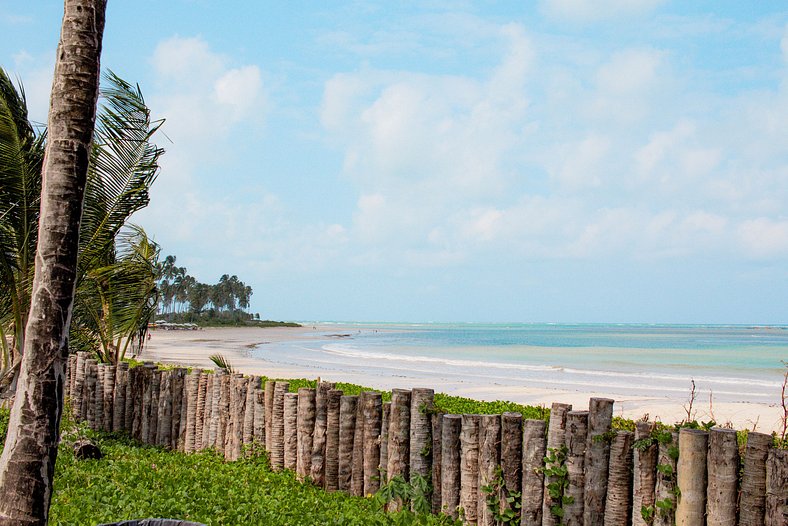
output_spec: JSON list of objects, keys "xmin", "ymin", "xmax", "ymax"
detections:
[
  {"xmin": 98, "ymin": 520, "xmax": 206, "ymax": 526},
  {"xmin": 73, "ymin": 439, "xmax": 103, "ymax": 460}
]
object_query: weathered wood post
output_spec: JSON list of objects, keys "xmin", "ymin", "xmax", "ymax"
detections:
[
  {"xmin": 706, "ymin": 427, "xmax": 739, "ymax": 526},
  {"xmin": 432, "ymin": 411, "xmax": 445, "ymax": 515},
  {"xmin": 543, "ymin": 402, "xmax": 571, "ymax": 526},
  {"xmin": 270, "ymin": 380, "xmax": 288, "ymax": 470},
  {"xmin": 410, "ymin": 388, "xmax": 435, "ymax": 491},
  {"xmin": 184, "ymin": 371, "xmax": 200, "ymax": 453},
  {"xmin": 563, "ymin": 410, "xmax": 588, "ymax": 526},
  {"xmin": 94, "ymin": 363, "xmax": 105, "ymax": 431},
  {"xmin": 478, "ymin": 414, "xmax": 501, "ymax": 526},
  {"xmin": 85, "ymin": 359, "xmax": 98, "ymax": 429},
  {"xmin": 675, "ymin": 428, "xmax": 708, "ymax": 526},
  {"xmin": 169, "ymin": 368, "xmax": 186, "ymax": 450},
  {"xmin": 380, "ymin": 401, "xmax": 391, "ymax": 476},
  {"xmin": 194, "ymin": 372, "xmax": 207, "ymax": 449},
  {"xmin": 603, "ymin": 430, "xmax": 634, "ymax": 526},
  {"xmin": 67, "ymin": 354, "xmax": 77, "ymax": 400},
  {"xmin": 73, "ymin": 352, "xmax": 88, "ymax": 418},
  {"xmin": 325, "ymin": 388, "xmax": 343, "ymax": 491},
  {"xmin": 739, "ymin": 431, "xmax": 772, "ymax": 526},
  {"xmin": 112, "ymin": 362, "xmax": 129, "ymax": 432},
  {"xmin": 632, "ymin": 421, "xmax": 657, "ymax": 526},
  {"xmin": 284, "ymin": 391, "xmax": 299, "ymax": 470},
  {"xmin": 156, "ymin": 369, "xmax": 173, "ymax": 447},
  {"xmin": 500, "ymin": 412, "xmax": 522, "ymax": 520},
  {"xmin": 125, "ymin": 365, "xmax": 139, "ymax": 435},
  {"xmin": 264, "ymin": 379, "xmax": 275, "ymax": 452},
  {"xmin": 338, "ymin": 394, "xmax": 358, "ymax": 492},
  {"xmin": 441, "ymin": 414, "xmax": 462, "ymax": 520},
  {"xmin": 460, "ymin": 413, "xmax": 481, "ymax": 524},
  {"xmin": 208, "ymin": 371, "xmax": 222, "ymax": 448},
  {"xmin": 253, "ymin": 386, "xmax": 265, "ymax": 444},
  {"xmin": 653, "ymin": 431, "xmax": 678, "ymax": 526},
  {"xmin": 101, "ymin": 363, "xmax": 115, "ymax": 431},
  {"xmin": 765, "ymin": 448, "xmax": 787, "ymax": 526},
  {"xmin": 296, "ymin": 387, "xmax": 317, "ymax": 480},
  {"xmin": 351, "ymin": 392, "xmax": 365, "ymax": 497},
  {"xmin": 387, "ymin": 388, "xmax": 411, "ymax": 483},
  {"xmin": 363, "ymin": 391, "xmax": 383, "ymax": 496},
  {"xmin": 310, "ymin": 381, "xmax": 335, "ymax": 486},
  {"xmin": 201, "ymin": 374, "xmax": 213, "ymax": 449},
  {"xmin": 584, "ymin": 398, "xmax": 614, "ymax": 526},
  {"xmin": 216, "ymin": 372, "xmax": 230, "ymax": 452},
  {"xmin": 148, "ymin": 369, "xmax": 161, "ymax": 444},
  {"xmin": 232, "ymin": 375, "xmax": 250, "ymax": 459},
  {"xmin": 243, "ymin": 375, "xmax": 258, "ymax": 446},
  {"xmin": 522, "ymin": 419, "xmax": 547, "ymax": 526}
]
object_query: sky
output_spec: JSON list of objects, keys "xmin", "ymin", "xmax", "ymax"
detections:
[{"xmin": 1, "ymin": 1, "xmax": 788, "ymax": 324}]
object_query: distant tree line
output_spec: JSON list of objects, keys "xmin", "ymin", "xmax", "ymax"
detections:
[{"xmin": 156, "ymin": 255, "xmax": 257, "ymax": 323}]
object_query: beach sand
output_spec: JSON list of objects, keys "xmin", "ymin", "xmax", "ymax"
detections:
[{"xmin": 142, "ymin": 325, "xmax": 785, "ymax": 433}]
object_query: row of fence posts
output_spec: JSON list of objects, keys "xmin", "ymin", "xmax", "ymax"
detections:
[{"xmin": 65, "ymin": 353, "xmax": 787, "ymax": 526}]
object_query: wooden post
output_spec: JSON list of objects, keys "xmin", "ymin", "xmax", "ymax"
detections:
[
  {"xmin": 351, "ymin": 392, "xmax": 365, "ymax": 497},
  {"xmin": 432, "ymin": 411, "xmax": 445, "ymax": 515},
  {"xmin": 739, "ymin": 431, "xmax": 772, "ymax": 526},
  {"xmin": 478, "ymin": 414, "xmax": 501, "ymax": 526},
  {"xmin": 112, "ymin": 362, "xmax": 128, "ymax": 432},
  {"xmin": 441, "ymin": 414, "xmax": 462, "ymax": 520},
  {"xmin": 156, "ymin": 369, "xmax": 173, "ymax": 447},
  {"xmin": 201, "ymin": 374, "xmax": 213, "ymax": 449},
  {"xmin": 380, "ymin": 402, "xmax": 391, "ymax": 477},
  {"xmin": 194, "ymin": 372, "xmax": 207, "ymax": 449},
  {"xmin": 73, "ymin": 352, "xmax": 88, "ymax": 419},
  {"xmin": 363, "ymin": 391, "xmax": 383, "ymax": 496},
  {"xmin": 296, "ymin": 387, "xmax": 317, "ymax": 480},
  {"xmin": 217, "ymin": 372, "xmax": 230, "ymax": 453},
  {"xmin": 521, "ymin": 419, "xmax": 547, "ymax": 526},
  {"xmin": 208, "ymin": 371, "xmax": 223, "ymax": 448},
  {"xmin": 184, "ymin": 371, "xmax": 200, "ymax": 453},
  {"xmin": 410, "ymin": 388, "xmax": 435, "ymax": 486},
  {"xmin": 325, "ymin": 388, "xmax": 343, "ymax": 491},
  {"xmin": 500, "ymin": 412, "xmax": 522, "ymax": 520},
  {"xmin": 243, "ymin": 375, "xmax": 258, "ymax": 446},
  {"xmin": 563, "ymin": 410, "xmax": 588, "ymax": 526},
  {"xmin": 675, "ymin": 428, "xmax": 708, "ymax": 526},
  {"xmin": 231, "ymin": 375, "xmax": 249, "ymax": 460},
  {"xmin": 126, "ymin": 365, "xmax": 139, "ymax": 436},
  {"xmin": 169, "ymin": 368, "xmax": 186, "ymax": 450},
  {"xmin": 148, "ymin": 369, "xmax": 160, "ymax": 445},
  {"xmin": 284, "ymin": 391, "xmax": 299, "ymax": 470},
  {"xmin": 264, "ymin": 379, "xmax": 275, "ymax": 452},
  {"xmin": 101, "ymin": 363, "xmax": 115, "ymax": 431},
  {"xmin": 653, "ymin": 431, "xmax": 678, "ymax": 526},
  {"xmin": 338, "ymin": 395, "xmax": 358, "ymax": 492},
  {"xmin": 85, "ymin": 359, "xmax": 97, "ymax": 429},
  {"xmin": 543, "ymin": 402, "xmax": 572, "ymax": 526},
  {"xmin": 584, "ymin": 397, "xmax": 614, "ymax": 526},
  {"xmin": 67, "ymin": 354, "xmax": 77, "ymax": 401},
  {"xmin": 253, "ymin": 387, "xmax": 265, "ymax": 444},
  {"xmin": 632, "ymin": 421, "xmax": 657, "ymax": 526},
  {"xmin": 94, "ymin": 364, "xmax": 104, "ymax": 431},
  {"xmin": 460, "ymin": 413, "xmax": 481, "ymax": 524},
  {"xmin": 706, "ymin": 428, "xmax": 739, "ymax": 526},
  {"xmin": 765, "ymin": 448, "xmax": 787, "ymax": 526},
  {"xmin": 271, "ymin": 380, "xmax": 288, "ymax": 470},
  {"xmin": 603, "ymin": 431, "xmax": 634, "ymax": 526},
  {"xmin": 310, "ymin": 381, "xmax": 335, "ymax": 486},
  {"xmin": 387, "ymin": 388, "xmax": 411, "ymax": 484}
]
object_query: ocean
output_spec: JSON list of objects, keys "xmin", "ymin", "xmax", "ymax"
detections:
[{"xmin": 251, "ymin": 323, "xmax": 787, "ymax": 404}]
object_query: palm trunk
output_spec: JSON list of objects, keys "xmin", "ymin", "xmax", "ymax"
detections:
[
  {"xmin": 765, "ymin": 448, "xmax": 787, "ymax": 526},
  {"xmin": 563, "ymin": 410, "xmax": 588, "ymax": 526},
  {"xmin": 325, "ymin": 389, "xmax": 342, "ymax": 491},
  {"xmin": 194, "ymin": 372, "xmax": 207, "ymax": 449},
  {"xmin": 409, "ymin": 387, "xmax": 434, "ymax": 486},
  {"xmin": 264, "ymin": 379, "xmax": 275, "ymax": 452},
  {"xmin": 208, "ymin": 371, "xmax": 222, "ymax": 448},
  {"xmin": 603, "ymin": 431, "xmax": 634, "ymax": 526},
  {"xmin": 543, "ymin": 402, "xmax": 571, "ymax": 526},
  {"xmin": 338, "ymin": 394, "xmax": 358, "ymax": 492},
  {"xmin": 216, "ymin": 372, "xmax": 230, "ymax": 453},
  {"xmin": 296, "ymin": 387, "xmax": 317, "ymax": 480},
  {"xmin": 440, "ymin": 414, "xmax": 462, "ymax": 520},
  {"xmin": 350, "ymin": 392, "xmax": 365, "ymax": 496},
  {"xmin": 459, "ymin": 413, "xmax": 481, "ymax": 524},
  {"xmin": 94, "ymin": 363, "xmax": 104, "ymax": 431},
  {"xmin": 242, "ymin": 375, "xmax": 258, "ymax": 446},
  {"xmin": 362, "ymin": 391, "xmax": 382, "ymax": 496},
  {"xmin": 521, "ymin": 419, "xmax": 547, "ymax": 526},
  {"xmin": 706, "ymin": 428, "xmax": 738, "ymax": 526},
  {"xmin": 72, "ymin": 351, "xmax": 88, "ymax": 419},
  {"xmin": 387, "ymin": 388, "xmax": 411, "ymax": 485},
  {"xmin": 201, "ymin": 374, "xmax": 213, "ymax": 449},
  {"xmin": 632, "ymin": 421, "xmax": 657, "ymax": 526},
  {"xmin": 310, "ymin": 381, "xmax": 335, "ymax": 486},
  {"xmin": 584, "ymin": 397, "xmax": 614, "ymax": 526},
  {"xmin": 85, "ymin": 360, "xmax": 98, "ymax": 429},
  {"xmin": 169, "ymin": 368, "xmax": 186, "ymax": 450},
  {"xmin": 478, "ymin": 414, "xmax": 501, "ymax": 526},
  {"xmin": 432, "ymin": 411, "xmax": 445, "ymax": 514},
  {"xmin": 284, "ymin": 392, "xmax": 299, "ymax": 470},
  {"xmin": 253, "ymin": 386, "xmax": 265, "ymax": 444},
  {"xmin": 500, "ymin": 411, "xmax": 522, "ymax": 520},
  {"xmin": 111, "ymin": 362, "xmax": 128, "ymax": 432},
  {"xmin": 739, "ymin": 431, "xmax": 772, "ymax": 526},
  {"xmin": 653, "ymin": 431, "xmax": 678, "ymax": 526},
  {"xmin": 270, "ymin": 380, "xmax": 288, "ymax": 470},
  {"xmin": 156, "ymin": 370, "xmax": 173, "ymax": 448},
  {"xmin": 675, "ymin": 429, "xmax": 708, "ymax": 526},
  {"xmin": 0, "ymin": 2, "xmax": 107, "ymax": 521}
]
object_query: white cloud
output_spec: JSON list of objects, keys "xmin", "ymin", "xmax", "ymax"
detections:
[
  {"xmin": 540, "ymin": 0, "xmax": 666, "ymax": 23},
  {"xmin": 737, "ymin": 218, "xmax": 788, "ymax": 258},
  {"xmin": 781, "ymin": 24, "xmax": 788, "ymax": 63}
]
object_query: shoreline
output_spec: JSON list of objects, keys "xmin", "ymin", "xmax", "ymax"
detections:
[{"xmin": 141, "ymin": 324, "xmax": 785, "ymax": 433}]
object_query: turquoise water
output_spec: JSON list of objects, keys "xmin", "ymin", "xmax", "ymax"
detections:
[{"xmin": 252, "ymin": 323, "xmax": 788, "ymax": 403}]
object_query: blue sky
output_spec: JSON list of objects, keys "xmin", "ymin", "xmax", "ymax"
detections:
[{"xmin": 2, "ymin": 1, "xmax": 788, "ymax": 323}]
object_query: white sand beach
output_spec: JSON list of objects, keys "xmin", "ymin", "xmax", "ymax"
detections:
[{"xmin": 141, "ymin": 325, "xmax": 786, "ymax": 433}]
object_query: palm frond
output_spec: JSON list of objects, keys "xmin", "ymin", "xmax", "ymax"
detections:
[{"xmin": 209, "ymin": 354, "xmax": 235, "ymax": 374}]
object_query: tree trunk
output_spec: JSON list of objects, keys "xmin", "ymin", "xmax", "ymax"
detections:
[
  {"xmin": 156, "ymin": 370, "xmax": 173, "ymax": 447},
  {"xmin": 460, "ymin": 413, "xmax": 481, "ymax": 524},
  {"xmin": 739, "ymin": 431, "xmax": 771, "ymax": 526},
  {"xmin": 72, "ymin": 352, "xmax": 88, "ymax": 419},
  {"xmin": 338, "ymin": 394, "xmax": 358, "ymax": 492},
  {"xmin": 85, "ymin": 360, "xmax": 98, "ymax": 430},
  {"xmin": 169, "ymin": 368, "xmax": 186, "ymax": 450},
  {"xmin": 309, "ymin": 381, "xmax": 335, "ymax": 486},
  {"xmin": 325, "ymin": 388, "xmax": 342, "ymax": 491},
  {"xmin": 706, "ymin": 428, "xmax": 738, "ymax": 526},
  {"xmin": 675, "ymin": 428, "xmax": 707, "ymax": 526},
  {"xmin": 147, "ymin": 369, "xmax": 160, "ymax": 445},
  {"xmin": 66, "ymin": 354, "xmax": 77, "ymax": 401},
  {"xmin": 653, "ymin": 431, "xmax": 678, "ymax": 526},
  {"xmin": 543, "ymin": 402, "xmax": 571, "ymax": 526},
  {"xmin": 410, "ymin": 388, "xmax": 434, "ymax": 488},
  {"xmin": 284, "ymin": 392, "xmax": 299, "ymax": 470},
  {"xmin": 632, "ymin": 421, "xmax": 657, "ymax": 526},
  {"xmin": 184, "ymin": 371, "xmax": 199, "ymax": 453},
  {"xmin": 101, "ymin": 364, "xmax": 114, "ymax": 431},
  {"xmin": 387, "ymin": 388, "xmax": 411, "ymax": 485},
  {"xmin": 126, "ymin": 366, "xmax": 140, "ymax": 436},
  {"xmin": 380, "ymin": 401, "xmax": 390, "ymax": 479},
  {"xmin": 208, "ymin": 371, "xmax": 222, "ymax": 448},
  {"xmin": 441, "ymin": 414, "xmax": 462, "ymax": 520},
  {"xmin": 230, "ymin": 375, "xmax": 248, "ymax": 460},
  {"xmin": 432, "ymin": 411, "xmax": 445, "ymax": 515},
  {"xmin": 500, "ymin": 412, "xmax": 522, "ymax": 520},
  {"xmin": 351, "ymin": 392, "xmax": 365, "ymax": 496},
  {"xmin": 139, "ymin": 365, "xmax": 153, "ymax": 442},
  {"xmin": 584, "ymin": 397, "xmax": 614, "ymax": 526},
  {"xmin": 242, "ymin": 375, "xmax": 257, "ymax": 446},
  {"xmin": 111, "ymin": 362, "xmax": 128, "ymax": 432},
  {"xmin": 362, "ymin": 391, "xmax": 382, "ymax": 496},
  {"xmin": 296, "ymin": 387, "xmax": 316, "ymax": 480},
  {"xmin": 194, "ymin": 372, "xmax": 207, "ymax": 449},
  {"xmin": 216, "ymin": 372, "xmax": 230, "ymax": 453},
  {"xmin": 270, "ymin": 380, "xmax": 288, "ymax": 470},
  {"xmin": 264, "ymin": 379, "xmax": 275, "ymax": 452},
  {"xmin": 603, "ymin": 431, "xmax": 633, "ymax": 526},
  {"xmin": 93, "ymin": 363, "xmax": 104, "ymax": 431},
  {"xmin": 765, "ymin": 448, "xmax": 787, "ymax": 526},
  {"xmin": 253, "ymin": 387, "xmax": 265, "ymax": 444},
  {"xmin": 478, "ymin": 414, "xmax": 501, "ymax": 526},
  {"xmin": 0, "ymin": 2, "xmax": 107, "ymax": 521},
  {"xmin": 563, "ymin": 411, "xmax": 588, "ymax": 526},
  {"xmin": 521, "ymin": 419, "xmax": 547, "ymax": 526},
  {"xmin": 200, "ymin": 374, "xmax": 213, "ymax": 449}
]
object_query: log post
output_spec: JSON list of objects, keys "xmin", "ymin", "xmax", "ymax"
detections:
[
  {"xmin": 338, "ymin": 394, "xmax": 358, "ymax": 492},
  {"xmin": 156, "ymin": 369, "xmax": 173, "ymax": 447},
  {"xmin": 432, "ymin": 411, "xmax": 445, "ymax": 515},
  {"xmin": 603, "ymin": 430, "xmax": 634, "ymax": 526},
  {"xmin": 85, "ymin": 359, "xmax": 98, "ymax": 429},
  {"xmin": 253, "ymin": 387, "xmax": 265, "ymax": 444},
  {"xmin": 632, "ymin": 421, "xmax": 657, "ymax": 526},
  {"xmin": 176, "ymin": 368, "xmax": 189, "ymax": 450},
  {"xmin": 325, "ymin": 388, "xmax": 343, "ymax": 491},
  {"xmin": 460, "ymin": 413, "xmax": 481, "ymax": 524},
  {"xmin": 739, "ymin": 431, "xmax": 772, "ymax": 526},
  {"xmin": 184, "ymin": 371, "xmax": 200, "ymax": 453},
  {"xmin": 478, "ymin": 414, "xmax": 501, "ymax": 526},
  {"xmin": 94, "ymin": 364, "xmax": 105, "ymax": 431},
  {"xmin": 410, "ymin": 388, "xmax": 435, "ymax": 485},
  {"xmin": 201, "ymin": 374, "xmax": 213, "ymax": 449},
  {"xmin": 363, "ymin": 391, "xmax": 383, "ymax": 496},
  {"xmin": 653, "ymin": 431, "xmax": 678, "ymax": 526},
  {"xmin": 126, "ymin": 365, "xmax": 140, "ymax": 436},
  {"xmin": 73, "ymin": 352, "xmax": 88, "ymax": 419},
  {"xmin": 441, "ymin": 414, "xmax": 462, "ymax": 520},
  {"xmin": 169, "ymin": 368, "xmax": 186, "ymax": 450},
  {"xmin": 543, "ymin": 402, "xmax": 571, "ymax": 526},
  {"xmin": 563, "ymin": 410, "xmax": 588, "ymax": 526},
  {"xmin": 584, "ymin": 397, "xmax": 614, "ymax": 526},
  {"xmin": 310, "ymin": 381, "xmax": 335, "ymax": 485},
  {"xmin": 264, "ymin": 379, "xmax": 275, "ymax": 452},
  {"xmin": 208, "ymin": 371, "xmax": 222, "ymax": 448},
  {"xmin": 706, "ymin": 428, "xmax": 739, "ymax": 526},
  {"xmin": 765, "ymin": 448, "xmax": 787, "ymax": 526},
  {"xmin": 112, "ymin": 362, "xmax": 128, "ymax": 432},
  {"xmin": 296, "ymin": 387, "xmax": 317, "ymax": 480},
  {"xmin": 231, "ymin": 375, "xmax": 249, "ymax": 460},
  {"xmin": 284, "ymin": 391, "xmax": 299, "ymax": 470},
  {"xmin": 521, "ymin": 419, "xmax": 547, "ymax": 526},
  {"xmin": 380, "ymin": 401, "xmax": 391, "ymax": 476},
  {"xmin": 500, "ymin": 412, "xmax": 522, "ymax": 520},
  {"xmin": 270, "ymin": 380, "xmax": 288, "ymax": 470},
  {"xmin": 387, "ymin": 388, "xmax": 411, "ymax": 485},
  {"xmin": 675, "ymin": 428, "xmax": 708, "ymax": 526},
  {"xmin": 351, "ymin": 392, "xmax": 365, "ymax": 496},
  {"xmin": 216, "ymin": 372, "xmax": 230, "ymax": 453},
  {"xmin": 67, "ymin": 353, "xmax": 77, "ymax": 400},
  {"xmin": 101, "ymin": 363, "xmax": 115, "ymax": 431},
  {"xmin": 148, "ymin": 369, "xmax": 160, "ymax": 445},
  {"xmin": 243, "ymin": 375, "xmax": 258, "ymax": 446},
  {"xmin": 194, "ymin": 372, "xmax": 207, "ymax": 449}
]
